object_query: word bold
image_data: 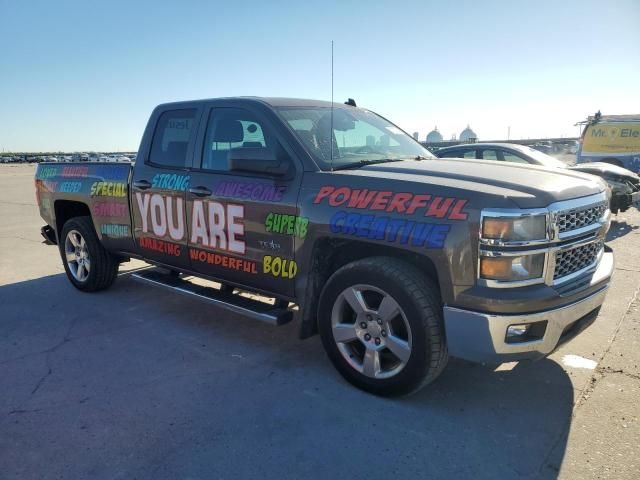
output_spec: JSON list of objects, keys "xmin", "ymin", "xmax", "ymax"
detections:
[{"xmin": 263, "ymin": 256, "xmax": 297, "ymax": 278}]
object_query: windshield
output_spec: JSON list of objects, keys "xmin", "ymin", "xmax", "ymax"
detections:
[
  {"xmin": 514, "ymin": 144, "xmax": 566, "ymax": 168},
  {"xmin": 276, "ymin": 106, "xmax": 435, "ymax": 169}
]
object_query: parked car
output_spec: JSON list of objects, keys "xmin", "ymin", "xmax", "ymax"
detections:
[
  {"xmin": 436, "ymin": 143, "xmax": 640, "ymax": 214},
  {"xmin": 35, "ymin": 97, "xmax": 613, "ymax": 396},
  {"xmin": 577, "ymin": 113, "xmax": 640, "ymax": 173}
]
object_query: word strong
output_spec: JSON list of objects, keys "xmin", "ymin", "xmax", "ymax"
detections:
[
  {"xmin": 136, "ymin": 193, "xmax": 185, "ymax": 241},
  {"xmin": 191, "ymin": 201, "xmax": 245, "ymax": 254}
]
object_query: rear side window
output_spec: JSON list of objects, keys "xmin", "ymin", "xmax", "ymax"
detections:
[
  {"xmin": 201, "ymin": 108, "xmax": 272, "ymax": 171},
  {"xmin": 462, "ymin": 150, "xmax": 477, "ymax": 159},
  {"xmin": 149, "ymin": 109, "xmax": 197, "ymax": 168},
  {"xmin": 502, "ymin": 152, "xmax": 530, "ymax": 164},
  {"xmin": 480, "ymin": 149, "xmax": 499, "ymax": 160}
]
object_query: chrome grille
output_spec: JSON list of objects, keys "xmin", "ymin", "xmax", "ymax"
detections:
[
  {"xmin": 554, "ymin": 241, "xmax": 603, "ymax": 280},
  {"xmin": 557, "ymin": 203, "xmax": 606, "ymax": 234}
]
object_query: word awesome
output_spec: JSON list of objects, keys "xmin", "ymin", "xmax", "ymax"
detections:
[
  {"xmin": 91, "ymin": 182, "xmax": 127, "ymax": 197},
  {"xmin": 135, "ymin": 193, "xmax": 246, "ymax": 254},
  {"xmin": 330, "ymin": 211, "xmax": 450, "ymax": 248},
  {"xmin": 264, "ymin": 213, "xmax": 308, "ymax": 239},
  {"xmin": 314, "ymin": 186, "xmax": 468, "ymax": 220},
  {"xmin": 215, "ymin": 181, "xmax": 286, "ymax": 202}
]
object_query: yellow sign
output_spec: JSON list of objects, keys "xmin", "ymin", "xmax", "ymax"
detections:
[{"xmin": 582, "ymin": 122, "xmax": 640, "ymax": 154}]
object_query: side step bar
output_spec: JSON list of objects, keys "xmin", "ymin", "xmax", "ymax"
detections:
[{"xmin": 132, "ymin": 268, "xmax": 294, "ymax": 326}]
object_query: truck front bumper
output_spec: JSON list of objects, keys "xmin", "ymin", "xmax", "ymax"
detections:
[{"xmin": 444, "ymin": 251, "xmax": 613, "ymax": 363}]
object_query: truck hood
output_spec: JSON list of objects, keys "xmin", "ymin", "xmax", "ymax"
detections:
[{"xmin": 338, "ymin": 158, "xmax": 605, "ymax": 209}]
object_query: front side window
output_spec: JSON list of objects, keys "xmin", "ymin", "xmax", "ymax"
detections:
[
  {"xmin": 277, "ymin": 106, "xmax": 434, "ymax": 169},
  {"xmin": 149, "ymin": 109, "xmax": 197, "ymax": 168},
  {"xmin": 201, "ymin": 108, "xmax": 271, "ymax": 171}
]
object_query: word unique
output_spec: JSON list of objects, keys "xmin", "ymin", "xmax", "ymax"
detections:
[
  {"xmin": 330, "ymin": 211, "xmax": 450, "ymax": 248},
  {"xmin": 91, "ymin": 181, "xmax": 127, "ymax": 197},
  {"xmin": 94, "ymin": 202, "xmax": 128, "ymax": 217},
  {"xmin": 189, "ymin": 248, "xmax": 257, "ymax": 274},
  {"xmin": 139, "ymin": 236, "xmax": 181, "ymax": 256},
  {"xmin": 263, "ymin": 256, "xmax": 297, "ymax": 278},
  {"xmin": 59, "ymin": 181, "xmax": 82, "ymax": 193},
  {"xmin": 151, "ymin": 173, "xmax": 190, "ymax": 191},
  {"xmin": 215, "ymin": 181, "xmax": 286, "ymax": 202},
  {"xmin": 135, "ymin": 193, "xmax": 246, "ymax": 255},
  {"xmin": 100, "ymin": 224, "xmax": 129, "ymax": 237},
  {"xmin": 264, "ymin": 213, "xmax": 308, "ymax": 239},
  {"xmin": 314, "ymin": 186, "xmax": 468, "ymax": 220}
]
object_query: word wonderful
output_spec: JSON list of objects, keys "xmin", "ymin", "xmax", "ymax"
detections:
[
  {"xmin": 314, "ymin": 186, "xmax": 468, "ymax": 220},
  {"xmin": 189, "ymin": 248, "xmax": 258, "ymax": 274},
  {"xmin": 330, "ymin": 211, "xmax": 451, "ymax": 248}
]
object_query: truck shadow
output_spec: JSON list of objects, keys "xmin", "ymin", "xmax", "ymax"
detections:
[
  {"xmin": 607, "ymin": 219, "xmax": 638, "ymax": 240},
  {"xmin": 0, "ymin": 271, "xmax": 571, "ymax": 480}
]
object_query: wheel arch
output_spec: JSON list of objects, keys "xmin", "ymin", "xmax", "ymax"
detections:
[
  {"xmin": 54, "ymin": 200, "xmax": 93, "ymax": 244},
  {"xmin": 298, "ymin": 237, "xmax": 443, "ymax": 339}
]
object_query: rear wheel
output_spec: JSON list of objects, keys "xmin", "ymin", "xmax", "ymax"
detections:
[
  {"xmin": 60, "ymin": 216, "xmax": 119, "ymax": 291},
  {"xmin": 318, "ymin": 257, "xmax": 448, "ymax": 396}
]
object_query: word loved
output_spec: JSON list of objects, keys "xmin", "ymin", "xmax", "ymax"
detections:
[
  {"xmin": 215, "ymin": 181, "xmax": 286, "ymax": 202},
  {"xmin": 139, "ymin": 236, "xmax": 181, "ymax": 256},
  {"xmin": 94, "ymin": 202, "xmax": 128, "ymax": 217},
  {"xmin": 315, "ymin": 186, "xmax": 468, "ymax": 220},
  {"xmin": 101, "ymin": 224, "xmax": 129, "ymax": 237},
  {"xmin": 330, "ymin": 211, "xmax": 450, "ymax": 248},
  {"xmin": 264, "ymin": 213, "xmax": 308, "ymax": 239},
  {"xmin": 151, "ymin": 173, "xmax": 190, "ymax": 191},
  {"xmin": 59, "ymin": 181, "xmax": 82, "ymax": 193},
  {"xmin": 189, "ymin": 248, "xmax": 257, "ymax": 274},
  {"xmin": 263, "ymin": 256, "xmax": 297, "ymax": 278},
  {"xmin": 91, "ymin": 181, "xmax": 127, "ymax": 197},
  {"xmin": 38, "ymin": 166, "xmax": 58, "ymax": 179}
]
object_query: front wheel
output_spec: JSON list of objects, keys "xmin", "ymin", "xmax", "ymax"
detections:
[
  {"xmin": 318, "ymin": 257, "xmax": 448, "ymax": 396},
  {"xmin": 60, "ymin": 216, "xmax": 119, "ymax": 292}
]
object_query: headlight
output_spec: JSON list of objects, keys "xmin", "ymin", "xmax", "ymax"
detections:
[
  {"xmin": 482, "ymin": 215, "xmax": 546, "ymax": 242},
  {"xmin": 480, "ymin": 253, "xmax": 545, "ymax": 282}
]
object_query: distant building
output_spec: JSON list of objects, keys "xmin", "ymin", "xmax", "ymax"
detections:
[
  {"xmin": 459, "ymin": 125, "xmax": 477, "ymax": 142},
  {"xmin": 426, "ymin": 127, "xmax": 443, "ymax": 142}
]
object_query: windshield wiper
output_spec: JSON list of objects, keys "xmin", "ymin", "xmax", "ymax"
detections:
[{"xmin": 333, "ymin": 158, "xmax": 406, "ymax": 171}]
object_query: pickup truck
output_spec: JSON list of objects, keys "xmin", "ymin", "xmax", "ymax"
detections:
[{"xmin": 35, "ymin": 97, "xmax": 614, "ymax": 396}]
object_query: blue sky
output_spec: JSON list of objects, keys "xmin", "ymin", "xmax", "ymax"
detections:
[{"xmin": 1, "ymin": 0, "xmax": 639, "ymax": 152}]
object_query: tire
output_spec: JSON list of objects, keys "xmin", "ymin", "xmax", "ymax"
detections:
[
  {"xmin": 318, "ymin": 257, "xmax": 448, "ymax": 396},
  {"xmin": 60, "ymin": 216, "xmax": 119, "ymax": 292}
]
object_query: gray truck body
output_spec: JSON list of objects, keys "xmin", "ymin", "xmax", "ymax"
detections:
[{"xmin": 35, "ymin": 97, "xmax": 614, "ymax": 364}]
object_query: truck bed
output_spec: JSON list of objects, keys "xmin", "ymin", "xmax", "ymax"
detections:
[{"xmin": 35, "ymin": 162, "xmax": 133, "ymax": 248}]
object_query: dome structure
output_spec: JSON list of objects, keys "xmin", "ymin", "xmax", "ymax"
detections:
[
  {"xmin": 459, "ymin": 125, "xmax": 477, "ymax": 142},
  {"xmin": 426, "ymin": 126, "xmax": 443, "ymax": 142}
]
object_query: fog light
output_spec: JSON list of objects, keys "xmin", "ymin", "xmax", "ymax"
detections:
[
  {"xmin": 507, "ymin": 324, "xmax": 529, "ymax": 337},
  {"xmin": 505, "ymin": 321, "xmax": 548, "ymax": 344}
]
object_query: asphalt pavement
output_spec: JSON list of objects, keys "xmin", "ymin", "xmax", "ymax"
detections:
[{"xmin": 1, "ymin": 164, "xmax": 638, "ymax": 480}]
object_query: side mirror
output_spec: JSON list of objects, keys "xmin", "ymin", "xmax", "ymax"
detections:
[{"xmin": 228, "ymin": 148, "xmax": 290, "ymax": 177}]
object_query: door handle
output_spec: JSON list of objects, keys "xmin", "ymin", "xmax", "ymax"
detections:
[
  {"xmin": 133, "ymin": 180, "xmax": 151, "ymax": 190},
  {"xmin": 189, "ymin": 186, "xmax": 212, "ymax": 197}
]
